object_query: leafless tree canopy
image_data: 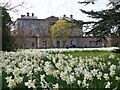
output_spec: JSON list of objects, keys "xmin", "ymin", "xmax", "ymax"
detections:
[
  {"xmin": 78, "ymin": 0, "xmax": 96, "ymax": 5},
  {"xmin": 0, "ymin": 0, "xmax": 26, "ymax": 12}
]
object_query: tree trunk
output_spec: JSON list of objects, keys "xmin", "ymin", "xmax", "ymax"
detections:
[
  {"xmin": 0, "ymin": 7, "xmax": 2, "ymax": 51},
  {"xmin": 118, "ymin": 26, "xmax": 120, "ymax": 49}
]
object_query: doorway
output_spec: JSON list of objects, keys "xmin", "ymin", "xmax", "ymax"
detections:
[{"xmin": 56, "ymin": 41, "xmax": 60, "ymax": 48}]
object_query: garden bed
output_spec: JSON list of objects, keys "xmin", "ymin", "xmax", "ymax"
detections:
[{"xmin": 1, "ymin": 49, "xmax": 120, "ymax": 89}]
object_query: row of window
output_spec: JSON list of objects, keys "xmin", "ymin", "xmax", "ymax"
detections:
[{"xmin": 31, "ymin": 41, "xmax": 47, "ymax": 47}]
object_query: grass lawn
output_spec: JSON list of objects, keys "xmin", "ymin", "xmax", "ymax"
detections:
[{"xmin": 62, "ymin": 50, "xmax": 112, "ymax": 57}]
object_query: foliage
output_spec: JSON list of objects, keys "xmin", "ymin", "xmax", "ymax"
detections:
[
  {"xmin": 50, "ymin": 19, "xmax": 83, "ymax": 46},
  {"xmin": 80, "ymin": 3, "xmax": 120, "ymax": 36},
  {"xmin": 50, "ymin": 19, "xmax": 73, "ymax": 47},
  {"xmin": 78, "ymin": 0, "xmax": 120, "ymax": 47},
  {"xmin": 2, "ymin": 8, "xmax": 16, "ymax": 51},
  {"xmin": 51, "ymin": 20, "xmax": 72, "ymax": 39},
  {"xmin": 1, "ymin": 49, "xmax": 120, "ymax": 89}
]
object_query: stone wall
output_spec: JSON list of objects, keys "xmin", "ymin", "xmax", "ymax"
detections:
[{"xmin": 111, "ymin": 36, "xmax": 119, "ymax": 47}]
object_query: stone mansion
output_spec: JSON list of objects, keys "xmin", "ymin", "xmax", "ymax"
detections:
[{"xmin": 13, "ymin": 13, "xmax": 119, "ymax": 49}]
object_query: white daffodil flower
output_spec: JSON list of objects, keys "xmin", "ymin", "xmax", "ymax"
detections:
[
  {"xmin": 108, "ymin": 54, "xmax": 115, "ymax": 59},
  {"xmin": 110, "ymin": 70, "xmax": 115, "ymax": 77},
  {"xmin": 5, "ymin": 76, "xmax": 12, "ymax": 83},
  {"xmin": 107, "ymin": 61, "xmax": 111, "ymax": 65},
  {"xmin": 116, "ymin": 76, "xmax": 120, "ymax": 81},
  {"xmin": 53, "ymin": 83, "xmax": 59, "ymax": 88},
  {"xmin": 6, "ymin": 68, "xmax": 13, "ymax": 74},
  {"xmin": 91, "ymin": 69, "xmax": 98, "ymax": 76},
  {"xmin": 110, "ymin": 64, "xmax": 116, "ymax": 71},
  {"xmin": 25, "ymin": 79, "xmax": 36, "ymax": 88},
  {"xmin": 105, "ymin": 81, "xmax": 112, "ymax": 88},
  {"xmin": 8, "ymin": 79, "xmax": 16, "ymax": 89},
  {"xmin": 13, "ymin": 68, "xmax": 20, "ymax": 77},
  {"xmin": 103, "ymin": 73, "xmax": 109, "ymax": 80},
  {"xmin": 84, "ymin": 73, "xmax": 93, "ymax": 80},
  {"xmin": 14, "ymin": 76, "xmax": 23, "ymax": 84},
  {"xmin": 77, "ymin": 80, "xmax": 81, "ymax": 86}
]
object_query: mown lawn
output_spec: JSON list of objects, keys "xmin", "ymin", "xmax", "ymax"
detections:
[{"xmin": 62, "ymin": 50, "xmax": 112, "ymax": 57}]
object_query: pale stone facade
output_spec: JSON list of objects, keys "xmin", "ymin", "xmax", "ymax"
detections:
[
  {"xmin": 13, "ymin": 13, "xmax": 119, "ymax": 49},
  {"xmin": 14, "ymin": 13, "xmax": 58, "ymax": 48}
]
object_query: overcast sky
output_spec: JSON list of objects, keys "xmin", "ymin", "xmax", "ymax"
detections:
[{"xmin": 1, "ymin": 0, "xmax": 109, "ymax": 21}]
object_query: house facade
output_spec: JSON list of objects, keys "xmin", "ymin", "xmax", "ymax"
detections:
[{"xmin": 13, "ymin": 13, "xmax": 119, "ymax": 49}]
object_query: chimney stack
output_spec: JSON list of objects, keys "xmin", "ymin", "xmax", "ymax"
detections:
[
  {"xmin": 70, "ymin": 14, "xmax": 73, "ymax": 19},
  {"xmin": 63, "ymin": 14, "xmax": 66, "ymax": 18},
  {"xmin": 21, "ymin": 15, "xmax": 25, "ymax": 18},
  {"xmin": 27, "ymin": 12, "xmax": 29, "ymax": 17},
  {"xmin": 32, "ymin": 13, "xmax": 34, "ymax": 17}
]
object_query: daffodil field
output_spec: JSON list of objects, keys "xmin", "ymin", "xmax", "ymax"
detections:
[{"xmin": 1, "ymin": 49, "xmax": 120, "ymax": 89}]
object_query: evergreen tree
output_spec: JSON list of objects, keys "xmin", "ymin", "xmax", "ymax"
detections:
[
  {"xmin": 79, "ymin": 0, "xmax": 120, "ymax": 47},
  {"xmin": 2, "ymin": 8, "xmax": 16, "ymax": 51},
  {"xmin": 81, "ymin": 2, "xmax": 120, "ymax": 35}
]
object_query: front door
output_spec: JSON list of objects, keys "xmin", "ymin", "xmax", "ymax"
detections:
[{"xmin": 56, "ymin": 41, "xmax": 60, "ymax": 48}]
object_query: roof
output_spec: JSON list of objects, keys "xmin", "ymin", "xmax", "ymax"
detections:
[
  {"xmin": 45, "ymin": 16, "xmax": 59, "ymax": 20},
  {"xmin": 17, "ymin": 18, "xmax": 44, "ymax": 21}
]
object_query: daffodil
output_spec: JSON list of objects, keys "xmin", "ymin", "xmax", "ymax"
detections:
[
  {"xmin": 116, "ymin": 76, "xmax": 120, "ymax": 81},
  {"xmin": 110, "ymin": 70, "xmax": 115, "ymax": 77},
  {"xmin": 14, "ymin": 76, "xmax": 23, "ymax": 84},
  {"xmin": 105, "ymin": 81, "xmax": 111, "ymax": 88},
  {"xmin": 8, "ymin": 79, "xmax": 16, "ymax": 89},
  {"xmin": 53, "ymin": 83, "xmax": 59, "ymax": 88},
  {"xmin": 77, "ymin": 80, "xmax": 81, "ymax": 86},
  {"xmin": 13, "ymin": 68, "xmax": 20, "ymax": 76},
  {"xmin": 103, "ymin": 73, "xmax": 109, "ymax": 80},
  {"xmin": 25, "ymin": 79, "xmax": 36, "ymax": 88}
]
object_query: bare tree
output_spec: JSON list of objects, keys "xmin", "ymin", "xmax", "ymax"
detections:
[
  {"xmin": 0, "ymin": 0, "xmax": 27, "ymax": 12},
  {"xmin": 0, "ymin": 0, "xmax": 28, "ymax": 50},
  {"xmin": 78, "ymin": 0, "xmax": 96, "ymax": 5}
]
